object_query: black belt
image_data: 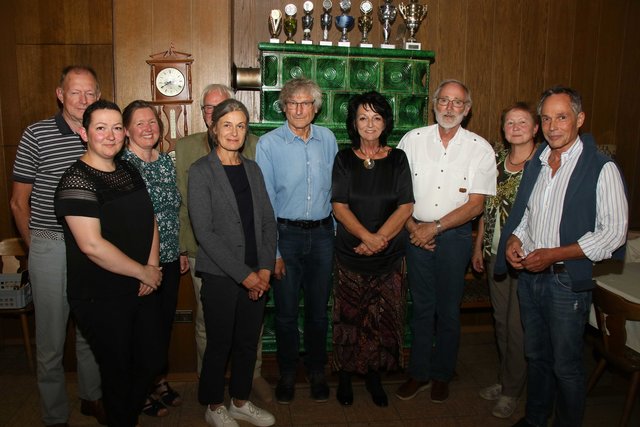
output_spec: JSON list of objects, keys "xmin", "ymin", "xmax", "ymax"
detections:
[
  {"xmin": 277, "ymin": 216, "xmax": 332, "ymax": 229},
  {"xmin": 536, "ymin": 263, "xmax": 567, "ymax": 274}
]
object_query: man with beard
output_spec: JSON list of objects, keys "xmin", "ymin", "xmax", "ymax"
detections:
[{"xmin": 395, "ymin": 79, "xmax": 496, "ymax": 403}]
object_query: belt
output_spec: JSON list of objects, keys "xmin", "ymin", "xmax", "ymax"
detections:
[
  {"xmin": 537, "ymin": 263, "xmax": 567, "ymax": 274},
  {"xmin": 277, "ymin": 216, "xmax": 332, "ymax": 229},
  {"xmin": 31, "ymin": 229, "xmax": 65, "ymax": 241}
]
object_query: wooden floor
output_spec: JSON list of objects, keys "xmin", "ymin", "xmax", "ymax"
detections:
[{"xmin": 0, "ymin": 329, "xmax": 636, "ymax": 426}]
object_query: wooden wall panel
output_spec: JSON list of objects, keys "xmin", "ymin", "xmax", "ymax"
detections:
[
  {"xmin": 589, "ymin": 0, "xmax": 626, "ymax": 146},
  {"xmin": 543, "ymin": 0, "xmax": 577, "ymax": 87},
  {"xmin": 516, "ymin": 0, "xmax": 548, "ymax": 114}
]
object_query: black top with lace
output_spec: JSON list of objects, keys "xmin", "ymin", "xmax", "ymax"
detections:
[{"xmin": 55, "ymin": 158, "xmax": 155, "ymax": 299}]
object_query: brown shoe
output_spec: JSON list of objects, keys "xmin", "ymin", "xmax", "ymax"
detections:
[
  {"xmin": 80, "ymin": 398, "xmax": 108, "ymax": 425},
  {"xmin": 395, "ymin": 378, "xmax": 431, "ymax": 400},
  {"xmin": 430, "ymin": 380, "xmax": 449, "ymax": 403}
]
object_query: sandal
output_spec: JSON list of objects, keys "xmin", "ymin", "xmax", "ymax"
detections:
[
  {"xmin": 155, "ymin": 381, "xmax": 183, "ymax": 407},
  {"xmin": 142, "ymin": 396, "xmax": 169, "ymax": 417}
]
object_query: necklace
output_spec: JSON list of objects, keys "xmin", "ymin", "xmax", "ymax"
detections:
[
  {"xmin": 507, "ymin": 145, "xmax": 536, "ymax": 167},
  {"xmin": 358, "ymin": 146, "xmax": 382, "ymax": 169}
]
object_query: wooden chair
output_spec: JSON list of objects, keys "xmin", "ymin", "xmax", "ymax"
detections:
[
  {"xmin": 0, "ymin": 237, "xmax": 34, "ymax": 371},
  {"xmin": 587, "ymin": 285, "xmax": 640, "ymax": 426}
]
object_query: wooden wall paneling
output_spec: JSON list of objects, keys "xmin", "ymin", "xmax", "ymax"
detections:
[
  {"xmin": 588, "ymin": 0, "xmax": 627, "ymax": 147},
  {"xmin": 15, "ymin": 0, "xmax": 113, "ymax": 45},
  {"xmin": 0, "ymin": 3, "xmax": 20, "ymax": 239},
  {"xmin": 569, "ymin": 0, "xmax": 601, "ymax": 133},
  {"xmin": 429, "ymin": 0, "xmax": 467, "ymax": 86},
  {"xmin": 615, "ymin": 0, "xmax": 640, "ymax": 228},
  {"xmin": 463, "ymin": 0, "xmax": 495, "ymax": 140},
  {"xmin": 191, "ymin": 0, "xmax": 233, "ymax": 134},
  {"xmin": 516, "ymin": 0, "xmax": 548, "ymax": 113},
  {"xmin": 542, "ymin": 0, "xmax": 577, "ymax": 88},
  {"xmin": 483, "ymin": 0, "xmax": 522, "ymax": 143}
]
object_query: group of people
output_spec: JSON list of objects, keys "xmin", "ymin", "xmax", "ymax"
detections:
[{"xmin": 10, "ymin": 64, "xmax": 628, "ymax": 427}]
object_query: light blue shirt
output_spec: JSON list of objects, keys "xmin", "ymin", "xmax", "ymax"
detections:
[{"xmin": 256, "ymin": 121, "xmax": 338, "ymax": 231}]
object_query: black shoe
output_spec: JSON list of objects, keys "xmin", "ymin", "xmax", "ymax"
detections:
[
  {"xmin": 275, "ymin": 375, "xmax": 296, "ymax": 404},
  {"xmin": 365, "ymin": 371, "xmax": 388, "ymax": 407},
  {"xmin": 512, "ymin": 418, "xmax": 537, "ymax": 427},
  {"xmin": 308, "ymin": 371, "xmax": 330, "ymax": 402},
  {"xmin": 336, "ymin": 371, "xmax": 353, "ymax": 406}
]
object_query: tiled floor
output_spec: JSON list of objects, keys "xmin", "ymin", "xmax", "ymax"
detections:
[{"xmin": 0, "ymin": 330, "xmax": 636, "ymax": 426}]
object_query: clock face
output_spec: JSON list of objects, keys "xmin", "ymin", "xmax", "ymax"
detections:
[{"xmin": 155, "ymin": 67, "xmax": 185, "ymax": 97}]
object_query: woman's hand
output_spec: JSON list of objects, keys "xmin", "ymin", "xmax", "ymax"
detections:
[
  {"xmin": 360, "ymin": 232, "xmax": 389, "ymax": 254},
  {"xmin": 354, "ymin": 242, "xmax": 374, "ymax": 256},
  {"xmin": 471, "ymin": 249, "xmax": 484, "ymax": 273},
  {"xmin": 139, "ymin": 264, "xmax": 163, "ymax": 289},
  {"xmin": 242, "ymin": 271, "xmax": 270, "ymax": 299}
]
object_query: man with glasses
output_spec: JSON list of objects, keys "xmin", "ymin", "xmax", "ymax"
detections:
[
  {"xmin": 174, "ymin": 84, "xmax": 272, "ymax": 402},
  {"xmin": 396, "ymin": 79, "xmax": 496, "ymax": 403},
  {"xmin": 256, "ymin": 78, "xmax": 338, "ymax": 404}
]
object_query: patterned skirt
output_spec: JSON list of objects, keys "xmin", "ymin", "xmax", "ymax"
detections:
[{"xmin": 332, "ymin": 259, "xmax": 407, "ymax": 374}]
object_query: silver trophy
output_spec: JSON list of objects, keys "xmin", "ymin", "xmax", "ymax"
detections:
[
  {"xmin": 378, "ymin": 0, "xmax": 397, "ymax": 48},
  {"xmin": 398, "ymin": 0, "xmax": 427, "ymax": 50},
  {"xmin": 335, "ymin": 0, "xmax": 355, "ymax": 46},
  {"xmin": 358, "ymin": 1, "xmax": 374, "ymax": 47},
  {"xmin": 268, "ymin": 9, "xmax": 283, "ymax": 43},
  {"xmin": 320, "ymin": 0, "xmax": 333, "ymax": 45},
  {"xmin": 301, "ymin": 1, "xmax": 314, "ymax": 44},
  {"xmin": 284, "ymin": 4, "xmax": 298, "ymax": 44}
]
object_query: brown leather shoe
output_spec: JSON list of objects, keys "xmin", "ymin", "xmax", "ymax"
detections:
[
  {"xmin": 430, "ymin": 380, "xmax": 449, "ymax": 403},
  {"xmin": 80, "ymin": 398, "xmax": 108, "ymax": 425},
  {"xmin": 395, "ymin": 378, "xmax": 431, "ymax": 400}
]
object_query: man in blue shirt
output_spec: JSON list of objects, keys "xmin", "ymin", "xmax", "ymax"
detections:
[{"xmin": 256, "ymin": 78, "xmax": 338, "ymax": 404}]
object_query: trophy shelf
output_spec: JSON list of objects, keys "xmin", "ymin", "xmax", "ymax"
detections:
[{"xmin": 244, "ymin": 42, "xmax": 436, "ymax": 146}]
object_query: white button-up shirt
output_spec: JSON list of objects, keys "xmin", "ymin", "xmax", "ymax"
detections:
[{"xmin": 398, "ymin": 124, "xmax": 497, "ymax": 221}]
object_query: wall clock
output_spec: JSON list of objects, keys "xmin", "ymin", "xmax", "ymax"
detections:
[{"xmin": 146, "ymin": 45, "xmax": 194, "ymax": 152}]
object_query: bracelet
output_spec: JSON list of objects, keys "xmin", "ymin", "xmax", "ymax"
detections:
[{"xmin": 434, "ymin": 219, "xmax": 442, "ymax": 235}]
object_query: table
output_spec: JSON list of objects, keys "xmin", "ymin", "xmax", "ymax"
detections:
[{"xmin": 591, "ymin": 262, "xmax": 640, "ymax": 352}]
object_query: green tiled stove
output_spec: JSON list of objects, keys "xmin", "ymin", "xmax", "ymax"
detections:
[{"xmin": 235, "ymin": 43, "xmax": 435, "ymax": 352}]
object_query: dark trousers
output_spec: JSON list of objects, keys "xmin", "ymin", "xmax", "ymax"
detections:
[
  {"xmin": 198, "ymin": 273, "xmax": 266, "ymax": 405},
  {"xmin": 157, "ymin": 259, "xmax": 180, "ymax": 374},
  {"xmin": 405, "ymin": 222, "xmax": 472, "ymax": 382},
  {"xmin": 70, "ymin": 293, "xmax": 163, "ymax": 427},
  {"xmin": 273, "ymin": 222, "xmax": 334, "ymax": 376}
]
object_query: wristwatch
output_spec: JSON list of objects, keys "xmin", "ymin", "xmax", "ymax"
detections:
[{"xmin": 434, "ymin": 219, "xmax": 442, "ymax": 235}]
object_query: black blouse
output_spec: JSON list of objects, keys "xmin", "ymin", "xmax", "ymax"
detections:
[{"xmin": 331, "ymin": 148, "xmax": 414, "ymax": 274}]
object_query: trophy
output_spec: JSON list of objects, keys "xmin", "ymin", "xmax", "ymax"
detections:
[
  {"xmin": 358, "ymin": 1, "xmax": 374, "ymax": 48},
  {"xmin": 284, "ymin": 4, "xmax": 298, "ymax": 44},
  {"xmin": 268, "ymin": 9, "xmax": 283, "ymax": 43},
  {"xmin": 335, "ymin": 0, "xmax": 355, "ymax": 47},
  {"xmin": 301, "ymin": 1, "xmax": 314, "ymax": 45},
  {"xmin": 319, "ymin": 0, "xmax": 333, "ymax": 46},
  {"xmin": 378, "ymin": 0, "xmax": 397, "ymax": 48},
  {"xmin": 398, "ymin": 0, "xmax": 427, "ymax": 50}
]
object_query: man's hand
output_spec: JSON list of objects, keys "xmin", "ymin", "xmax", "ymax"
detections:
[
  {"xmin": 505, "ymin": 235, "xmax": 526, "ymax": 269},
  {"xmin": 273, "ymin": 257, "xmax": 286, "ymax": 280},
  {"xmin": 471, "ymin": 248, "xmax": 484, "ymax": 273},
  {"xmin": 520, "ymin": 248, "xmax": 557, "ymax": 272},
  {"xmin": 179, "ymin": 255, "xmax": 190, "ymax": 274},
  {"xmin": 409, "ymin": 222, "xmax": 437, "ymax": 250}
]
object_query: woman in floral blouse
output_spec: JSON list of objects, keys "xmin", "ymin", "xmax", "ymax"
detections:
[
  {"xmin": 471, "ymin": 102, "xmax": 539, "ymax": 419},
  {"xmin": 122, "ymin": 100, "xmax": 187, "ymax": 417}
]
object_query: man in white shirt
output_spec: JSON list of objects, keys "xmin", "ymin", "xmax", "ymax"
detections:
[
  {"xmin": 395, "ymin": 79, "xmax": 497, "ymax": 403},
  {"xmin": 497, "ymin": 86, "xmax": 628, "ymax": 427}
]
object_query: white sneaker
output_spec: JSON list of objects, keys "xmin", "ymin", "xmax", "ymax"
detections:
[
  {"xmin": 478, "ymin": 383, "xmax": 502, "ymax": 401},
  {"xmin": 492, "ymin": 395, "xmax": 518, "ymax": 419},
  {"xmin": 205, "ymin": 405, "xmax": 239, "ymax": 427},
  {"xmin": 229, "ymin": 400, "xmax": 275, "ymax": 427}
]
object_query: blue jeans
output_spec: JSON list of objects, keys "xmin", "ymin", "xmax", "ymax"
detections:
[
  {"xmin": 273, "ymin": 222, "xmax": 334, "ymax": 375},
  {"xmin": 518, "ymin": 271, "xmax": 592, "ymax": 427},
  {"xmin": 405, "ymin": 223, "xmax": 472, "ymax": 382}
]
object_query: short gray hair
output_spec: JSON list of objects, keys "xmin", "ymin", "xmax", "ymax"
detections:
[
  {"xmin": 200, "ymin": 84, "xmax": 235, "ymax": 107},
  {"xmin": 537, "ymin": 86, "xmax": 582, "ymax": 116},
  {"xmin": 278, "ymin": 78, "xmax": 323, "ymax": 110},
  {"xmin": 433, "ymin": 79, "xmax": 472, "ymax": 107}
]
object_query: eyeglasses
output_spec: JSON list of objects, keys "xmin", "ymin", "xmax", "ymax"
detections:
[
  {"xmin": 201, "ymin": 105, "xmax": 215, "ymax": 113},
  {"xmin": 435, "ymin": 97, "xmax": 468, "ymax": 108},
  {"xmin": 285, "ymin": 100, "xmax": 315, "ymax": 109}
]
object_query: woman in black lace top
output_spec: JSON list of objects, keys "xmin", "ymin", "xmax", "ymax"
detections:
[{"xmin": 55, "ymin": 99, "xmax": 163, "ymax": 427}]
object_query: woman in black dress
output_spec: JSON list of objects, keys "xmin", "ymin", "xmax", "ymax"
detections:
[
  {"xmin": 55, "ymin": 99, "xmax": 163, "ymax": 427},
  {"xmin": 331, "ymin": 91, "xmax": 414, "ymax": 407}
]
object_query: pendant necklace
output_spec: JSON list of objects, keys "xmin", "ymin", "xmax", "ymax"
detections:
[{"xmin": 359, "ymin": 146, "xmax": 382, "ymax": 170}]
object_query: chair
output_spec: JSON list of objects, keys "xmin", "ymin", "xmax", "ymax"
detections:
[
  {"xmin": 0, "ymin": 237, "xmax": 34, "ymax": 371},
  {"xmin": 587, "ymin": 285, "xmax": 640, "ymax": 426}
]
